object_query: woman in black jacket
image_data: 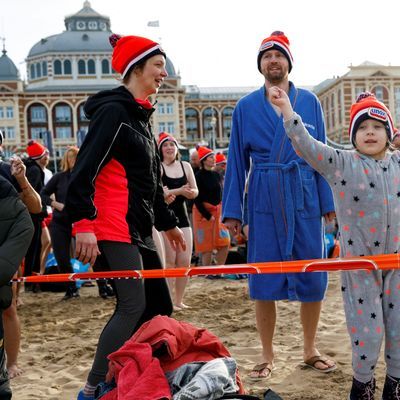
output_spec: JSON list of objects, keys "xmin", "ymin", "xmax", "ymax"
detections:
[
  {"xmin": 65, "ymin": 34, "xmax": 185, "ymax": 400},
  {"xmin": 41, "ymin": 147, "xmax": 79, "ymax": 299}
]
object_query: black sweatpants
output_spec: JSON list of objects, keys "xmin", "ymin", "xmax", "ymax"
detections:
[
  {"xmin": 49, "ymin": 220, "xmax": 76, "ymax": 291},
  {"xmin": 87, "ymin": 239, "xmax": 173, "ymax": 386},
  {"xmin": 24, "ymin": 217, "xmax": 42, "ymax": 278}
]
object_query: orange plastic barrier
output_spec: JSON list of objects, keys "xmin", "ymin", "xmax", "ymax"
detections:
[{"xmin": 12, "ymin": 253, "xmax": 400, "ymax": 284}]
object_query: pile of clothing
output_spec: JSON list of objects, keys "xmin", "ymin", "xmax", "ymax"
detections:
[{"xmin": 95, "ymin": 315, "xmax": 246, "ymax": 400}]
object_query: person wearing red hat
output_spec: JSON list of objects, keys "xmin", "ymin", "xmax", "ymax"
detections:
[
  {"xmin": 269, "ymin": 87, "xmax": 400, "ymax": 400},
  {"xmin": 64, "ymin": 34, "xmax": 186, "ymax": 400},
  {"xmin": 222, "ymin": 31, "xmax": 336, "ymax": 379},
  {"xmin": 214, "ymin": 152, "xmax": 227, "ymax": 183},
  {"xmin": 193, "ymin": 146, "xmax": 230, "ymax": 267},
  {"xmin": 158, "ymin": 133, "xmax": 198, "ymax": 311},
  {"xmin": 23, "ymin": 140, "xmax": 50, "ymax": 289}
]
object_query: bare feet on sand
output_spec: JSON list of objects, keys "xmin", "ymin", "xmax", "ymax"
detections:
[{"xmin": 8, "ymin": 364, "xmax": 23, "ymax": 379}]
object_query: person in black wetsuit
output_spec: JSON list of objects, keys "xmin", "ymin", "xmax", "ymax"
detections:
[{"xmin": 158, "ymin": 133, "xmax": 198, "ymax": 311}]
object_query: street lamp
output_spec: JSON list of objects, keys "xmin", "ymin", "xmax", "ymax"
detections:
[{"xmin": 210, "ymin": 112, "xmax": 217, "ymax": 150}]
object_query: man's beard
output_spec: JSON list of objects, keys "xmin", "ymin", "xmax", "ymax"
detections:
[{"xmin": 264, "ymin": 68, "xmax": 286, "ymax": 84}]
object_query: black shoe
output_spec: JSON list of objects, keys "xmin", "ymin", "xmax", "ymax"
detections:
[
  {"xmin": 349, "ymin": 377, "xmax": 375, "ymax": 400},
  {"xmin": 104, "ymin": 284, "xmax": 115, "ymax": 297},
  {"xmin": 63, "ymin": 288, "xmax": 80, "ymax": 300},
  {"xmin": 98, "ymin": 286, "xmax": 108, "ymax": 299},
  {"xmin": 382, "ymin": 375, "xmax": 400, "ymax": 400}
]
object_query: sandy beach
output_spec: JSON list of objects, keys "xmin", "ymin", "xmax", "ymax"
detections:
[{"xmin": 11, "ymin": 272, "xmax": 387, "ymax": 399}]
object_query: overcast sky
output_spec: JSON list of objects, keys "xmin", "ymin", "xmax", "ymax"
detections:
[{"xmin": 2, "ymin": 0, "xmax": 400, "ymax": 88}]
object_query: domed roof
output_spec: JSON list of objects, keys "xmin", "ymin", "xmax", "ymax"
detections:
[
  {"xmin": 27, "ymin": 1, "xmax": 177, "ymax": 77},
  {"xmin": 28, "ymin": 31, "xmax": 113, "ymax": 57},
  {"xmin": 0, "ymin": 49, "xmax": 19, "ymax": 81}
]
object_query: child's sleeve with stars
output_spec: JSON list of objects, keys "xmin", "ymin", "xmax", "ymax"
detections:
[{"xmin": 283, "ymin": 112, "xmax": 345, "ymax": 184}]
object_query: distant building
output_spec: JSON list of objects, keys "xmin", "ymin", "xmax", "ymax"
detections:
[
  {"xmin": 0, "ymin": 1, "xmax": 246, "ymax": 164},
  {"xmin": 314, "ymin": 61, "xmax": 400, "ymax": 144},
  {"xmin": 1, "ymin": 2, "xmax": 399, "ymax": 164}
]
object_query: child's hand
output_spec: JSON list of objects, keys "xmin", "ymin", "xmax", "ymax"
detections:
[{"xmin": 269, "ymin": 86, "xmax": 294, "ymax": 121}]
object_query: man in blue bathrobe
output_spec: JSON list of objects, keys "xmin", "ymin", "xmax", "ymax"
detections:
[{"xmin": 222, "ymin": 31, "xmax": 336, "ymax": 379}]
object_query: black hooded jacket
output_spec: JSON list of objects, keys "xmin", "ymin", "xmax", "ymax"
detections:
[{"xmin": 65, "ymin": 85, "xmax": 177, "ymax": 246}]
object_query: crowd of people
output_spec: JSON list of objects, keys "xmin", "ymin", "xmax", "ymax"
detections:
[{"xmin": 0, "ymin": 30, "xmax": 399, "ymax": 400}]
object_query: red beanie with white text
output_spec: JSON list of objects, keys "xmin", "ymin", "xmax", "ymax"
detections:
[{"xmin": 349, "ymin": 92, "xmax": 394, "ymax": 147}]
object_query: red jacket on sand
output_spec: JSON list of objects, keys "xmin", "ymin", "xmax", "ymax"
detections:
[{"xmin": 103, "ymin": 315, "xmax": 244, "ymax": 399}]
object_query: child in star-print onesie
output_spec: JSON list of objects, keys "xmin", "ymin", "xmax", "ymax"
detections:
[{"xmin": 269, "ymin": 88, "xmax": 400, "ymax": 400}]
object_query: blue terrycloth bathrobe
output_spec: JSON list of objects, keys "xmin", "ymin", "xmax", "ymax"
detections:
[{"xmin": 222, "ymin": 83, "xmax": 334, "ymax": 301}]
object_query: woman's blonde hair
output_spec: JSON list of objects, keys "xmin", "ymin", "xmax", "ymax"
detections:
[{"xmin": 60, "ymin": 146, "xmax": 79, "ymax": 172}]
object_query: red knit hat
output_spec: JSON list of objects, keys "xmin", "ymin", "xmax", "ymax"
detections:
[
  {"xmin": 215, "ymin": 152, "xmax": 226, "ymax": 165},
  {"xmin": 26, "ymin": 140, "xmax": 47, "ymax": 160},
  {"xmin": 109, "ymin": 34, "xmax": 166, "ymax": 78},
  {"xmin": 257, "ymin": 31, "xmax": 293, "ymax": 73},
  {"xmin": 157, "ymin": 132, "xmax": 178, "ymax": 149},
  {"xmin": 349, "ymin": 92, "xmax": 395, "ymax": 147},
  {"xmin": 196, "ymin": 145, "xmax": 214, "ymax": 162}
]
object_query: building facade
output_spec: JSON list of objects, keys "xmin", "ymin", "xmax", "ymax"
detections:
[
  {"xmin": 1, "ymin": 2, "xmax": 400, "ymax": 163},
  {"xmin": 314, "ymin": 62, "xmax": 400, "ymax": 144},
  {"xmin": 0, "ymin": 1, "xmax": 244, "ymax": 163}
]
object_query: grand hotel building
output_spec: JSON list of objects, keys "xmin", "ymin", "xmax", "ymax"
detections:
[{"xmin": 1, "ymin": 1, "xmax": 400, "ymax": 162}]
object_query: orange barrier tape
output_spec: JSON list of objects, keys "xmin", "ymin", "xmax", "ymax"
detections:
[{"xmin": 12, "ymin": 253, "xmax": 400, "ymax": 283}]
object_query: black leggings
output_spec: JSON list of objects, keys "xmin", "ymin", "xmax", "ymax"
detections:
[
  {"xmin": 49, "ymin": 220, "xmax": 76, "ymax": 291},
  {"xmin": 87, "ymin": 240, "xmax": 172, "ymax": 386}
]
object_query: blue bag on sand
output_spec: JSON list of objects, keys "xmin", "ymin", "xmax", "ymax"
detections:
[{"xmin": 71, "ymin": 258, "xmax": 90, "ymax": 288}]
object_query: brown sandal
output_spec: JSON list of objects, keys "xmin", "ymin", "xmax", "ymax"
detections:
[
  {"xmin": 302, "ymin": 355, "xmax": 337, "ymax": 373},
  {"xmin": 248, "ymin": 362, "xmax": 274, "ymax": 380}
]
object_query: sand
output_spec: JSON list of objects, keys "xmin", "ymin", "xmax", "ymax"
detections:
[{"xmin": 11, "ymin": 272, "xmax": 387, "ymax": 399}]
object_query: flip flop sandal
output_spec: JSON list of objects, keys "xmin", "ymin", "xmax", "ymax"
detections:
[
  {"xmin": 302, "ymin": 355, "xmax": 337, "ymax": 373},
  {"xmin": 248, "ymin": 362, "xmax": 275, "ymax": 381}
]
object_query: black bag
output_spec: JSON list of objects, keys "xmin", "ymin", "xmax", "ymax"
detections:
[{"xmin": 219, "ymin": 395, "xmax": 260, "ymax": 399}]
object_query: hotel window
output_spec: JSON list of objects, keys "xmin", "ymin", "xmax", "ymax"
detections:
[
  {"xmin": 101, "ymin": 59, "xmax": 110, "ymax": 74},
  {"xmin": 337, "ymin": 89, "xmax": 342, "ymax": 124},
  {"xmin": 222, "ymin": 107, "xmax": 233, "ymax": 138},
  {"xmin": 78, "ymin": 59, "xmax": 86, "ymax": 75},
  {"xmin": 158, "ymin": 103, "xmax": 165, "ymax": 114},
  {"xmin": 35, "ymin": 63, "xmax": 42, "ymax": 78},
  {"xmin": 30, "ymin": 127, "xmax": 45, "ymax": 140},
  {"xmin": 30, "ymin": 106, "xmax": 47, "ymax": 123},
  {"xmin": 55, "ymin": 105, "xmax": 72, "ymax": 122},
  {"xmin": 28, "ymin": 104, "xmax": 48, "ymax": 140},
  {"xmin": 166, "ymin": 103, "xmax": 173, "ymax": 114},
  {"xmin": 64, "ymin": 60, "xmax": 72, "ymax": 75},
  {"xmin": 0, "ymin": 108, "xmax": 3, "ymax": 119},
  {"xmin": 54, "ymin": 60, "xmax": 62, "ymax": 75},
  {"xmin": 42, "ymin": 61, "xmax": 47, "ymax": 76},
  {"xmin": 167, "ymin": 122, "xmax": 175, "ymax": 133},
  {"xmin": 55, "ymin": 126, "xmax": 72, "ymax": 139},
  {"xmin": 88, "ymin": 59, "xmax": 96, "ymax": 74},
  {"xmin": 30, "ymin": 64, "xmax": 36, "ymax": 79},
  {"xmin": 374, "ymin": 86, "xmax": 383, "ymax": 101},
  {"xmin": 159, "ymin": 122, "xmax": 166, "ymax": 132},
  {"xmin": 185, "ymin": 108, "xmax": 200, "ymax": 141},
  {"xmin": 5, "ymin": 127, "xmax": 15, "ymax": 140},
  {"xmin": 6, "ymin": 107, "xmax": 13, "ymax": 119}
]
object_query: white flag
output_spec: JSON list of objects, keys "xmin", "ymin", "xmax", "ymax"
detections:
[{"xmin": 147, "ymin": 20, "xmax": 159, "ymax": 27}]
